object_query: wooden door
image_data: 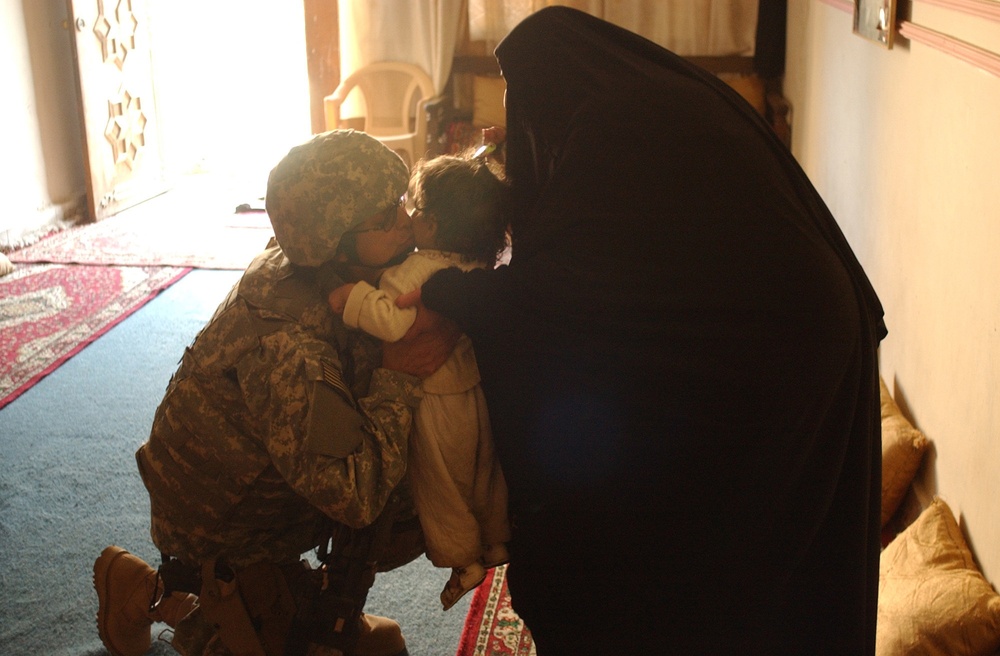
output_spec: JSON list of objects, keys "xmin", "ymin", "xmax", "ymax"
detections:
[
  {"xmin": 66, "ymin": 0, "xmax": 166, "ymax": 222},
  {"xmin": 303, "ymin": 0, "xmax": 341, "ymax": 134}
]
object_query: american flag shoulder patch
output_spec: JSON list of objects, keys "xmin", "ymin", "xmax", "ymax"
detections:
[{"xmin": 321, "ymin": 359, "xmax": 355, "ymax": 407}]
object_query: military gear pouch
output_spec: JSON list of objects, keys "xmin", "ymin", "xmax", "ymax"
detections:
[
  {"xmin": 199, "ymin": 560, "xmax": 267, "ymax": 656},
  {"xmin": 236, "ymin": 562, "xmax": 299, "ymax": 656}
]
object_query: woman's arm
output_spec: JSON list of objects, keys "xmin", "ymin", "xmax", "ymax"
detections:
[{"xmin": 419, "ymin": 266, "xmax": 509, "ymax": 333}]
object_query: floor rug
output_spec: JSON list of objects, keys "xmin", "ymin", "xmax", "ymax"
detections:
[
  {"xmin": 457, "ymin": 565, "xmax": 536, "ymax": 656},
  {"xmin": 8, "ymin": 176, "xmax": 273, "ymax": 270},
  {"xmin": 0, "ymin": 263, "xmax": 190, "ymax": 409}
]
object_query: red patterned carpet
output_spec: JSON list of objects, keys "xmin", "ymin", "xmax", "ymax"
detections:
[
  {"xmin": 0, "ymin": 264, "xmax": 189, "ymax": 409},
  {"xmin": 458, "ymin": 565, "xmax": 536, "ymax": 656},
  {"xmin": 8, "ymin": 175, "xmax": 273, "ymax": 271},
  {"xmin": 7, "ymin": 208, "xmax": 272, "ymax": 270}
]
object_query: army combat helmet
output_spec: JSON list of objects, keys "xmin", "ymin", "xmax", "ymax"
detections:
[{"xmin": 265, "ymin": 130, "xmax": 409, "ymax": 267}]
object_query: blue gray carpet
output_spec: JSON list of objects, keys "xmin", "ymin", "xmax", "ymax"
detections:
[{"xmin": 0, "ymin": 268, "xmax": 468, "ymax": 655}]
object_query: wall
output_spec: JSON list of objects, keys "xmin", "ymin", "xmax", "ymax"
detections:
[
  {"xmin": 1, "ymin": 0, "xmax": 85, "ymax": 245},
  {"xmin": 2, "ymin": 0, "xmax": 311, "ymax": 245},
  {"xmin": 785, "ymin": 1, "xmax": 1000, "ymax": 580}
]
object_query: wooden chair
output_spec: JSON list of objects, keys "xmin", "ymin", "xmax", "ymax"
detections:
[{"xmin": 324, "ymin": 61, "xmax": 438, "ymax": 168}]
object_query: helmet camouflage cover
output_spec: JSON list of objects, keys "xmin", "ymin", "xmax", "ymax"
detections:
[{"xmin": 265, "ymin": 130, "xmax": 409, "ymax": 267}]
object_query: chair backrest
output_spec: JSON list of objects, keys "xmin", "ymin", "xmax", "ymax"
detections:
[{"xmin": 324, "ymin": 61, "xmax": 436, "ymax": 168}]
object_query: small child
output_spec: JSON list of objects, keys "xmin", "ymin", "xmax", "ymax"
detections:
[{"xmin": 329, "ymin": 155, "xmax": 511, "ymax": 610}]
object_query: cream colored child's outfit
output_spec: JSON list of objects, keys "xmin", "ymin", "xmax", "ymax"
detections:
[{"xmin": 342, "ymin": 249, "xmax": 510, "ymax": 609}]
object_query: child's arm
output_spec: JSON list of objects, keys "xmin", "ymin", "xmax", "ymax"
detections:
[{"xmin": 332, "ymin": 279, "xmax": 418, "ymax": 343}]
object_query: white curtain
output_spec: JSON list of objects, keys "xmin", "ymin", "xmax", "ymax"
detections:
[
  {"xmin": 468, "ymin": 0, "xmax": 760, "ymax": 56},
  {"xmin": 339, "ymin": 0, "xmax": 464, "ymax": 94}
]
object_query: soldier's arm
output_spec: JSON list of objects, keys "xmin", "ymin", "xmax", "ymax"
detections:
[{"xmin": 239, "ymin": 329, "xmax": 421, "ymax": 529}]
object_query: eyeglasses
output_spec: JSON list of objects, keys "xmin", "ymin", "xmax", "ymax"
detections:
[{"xmin": 351, "ymin": 196, "xmax": 405, "ymax": 234}]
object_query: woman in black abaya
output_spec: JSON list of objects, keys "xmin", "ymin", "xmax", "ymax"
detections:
[{"xmin": 415, "ymin": 7, "xmax": 886, "ymax": 654}]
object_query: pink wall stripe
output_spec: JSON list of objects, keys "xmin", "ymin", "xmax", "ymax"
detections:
[
  {"xmin": 914, "ymin": 0, "xmax": 1000, "ymax": 22},
  {"xmin": 818, "ymin": 0, "xmax": 853, "ymax": 12},
  {"xmin": 816, "ymin": 0, "xmax": 1000, "ymax": 22},
  {"xmin": 898, "ymin": 20, "xmax": 1000, "ymax": 77},
  {"xmin": 812, "ymin": 0, "xmax": 1000, "ymax": 78}
]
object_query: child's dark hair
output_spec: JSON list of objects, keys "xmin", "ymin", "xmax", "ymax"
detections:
[{"xmin": 410, "ymin": 156, "xmax": 510, "ymax": 267}]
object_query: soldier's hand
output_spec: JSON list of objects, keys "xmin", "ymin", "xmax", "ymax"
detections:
[
  {"xmin": 382, "ymin": 290, "xmax": 460, "ymax": 378},
  {"xmin": 328, "ymin": 283, "xmax": 355, "ymax": 315}
]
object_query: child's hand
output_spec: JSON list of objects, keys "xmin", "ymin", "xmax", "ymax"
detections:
[{"xmin": 328, "ymin": 283, "xmax": 355, "ymax": 314}]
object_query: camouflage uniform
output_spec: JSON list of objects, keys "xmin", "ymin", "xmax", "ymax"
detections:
[
  {"xmin": 136, "ymin": 132, "xmax": 420, "ymax": 589},
  {"xmin": 137, "ymin": 244, "xmax": 421, "ymax": 567}
]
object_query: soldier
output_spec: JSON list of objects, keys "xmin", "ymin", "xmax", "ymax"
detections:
[{"xmin": 93, "ymin": 130, "xmax": 455, "ymax": 656}]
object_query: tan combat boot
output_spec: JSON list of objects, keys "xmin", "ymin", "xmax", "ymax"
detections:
[
  {"xmin": 93, "ymin": 546, "xmax": 198, "ymax": 656},
  {"xmin": 353, "ymin": 613, "xmax": 407, "ymax": 656}
]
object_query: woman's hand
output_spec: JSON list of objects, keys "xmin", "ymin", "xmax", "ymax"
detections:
[
  {"xmin": 482, "ymin": 126, "xmax": 506, "ymax": 147},
  {"xmin": 479, "ymin": 126, "xmax": 507, "ymax": 165},
  {"xmin": 381, "ymin": 288, "xmax": 461, "ymax": 378}
]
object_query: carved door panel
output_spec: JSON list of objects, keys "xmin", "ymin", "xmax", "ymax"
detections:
[{"xmin": 66, "ymin": 0, "xmax": 166, "ymax": 222}]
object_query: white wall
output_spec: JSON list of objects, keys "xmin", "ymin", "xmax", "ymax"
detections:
[
  {"xmin": 785, "ymin": 2, "xmax": 1000, "ymax": 580},
  {"xmin": 1, "ymin": 0, "xmax": 85, "ymax": 245},
  {"xmin": 2, "ymin": 0, "xmax": 311, "ymax": 243}
]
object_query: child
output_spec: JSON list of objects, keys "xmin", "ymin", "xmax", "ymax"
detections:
[{"xmin": 329, "ymin": 155, "xmax": 511, "ymax": 610}]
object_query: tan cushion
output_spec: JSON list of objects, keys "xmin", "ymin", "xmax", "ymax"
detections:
[
  {"xmin": 880, "ymin": 377, "xmax": 929, "ymax": 527},
  {"xmin": 877, "ymin": 498, "xmax": 1000, "ymax": 655},
  {"xmin": 472, "ymin": 75, "xmax": 506, "ymax": 129}
]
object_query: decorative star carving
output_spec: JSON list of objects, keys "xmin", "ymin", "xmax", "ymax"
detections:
[
  {"xmin": 105, "ymin": 85, "xmax": 147, "ymax": 170},
  {"xmin": 93, "ymin": 0, "xmax": 137, "ymax": 69}
]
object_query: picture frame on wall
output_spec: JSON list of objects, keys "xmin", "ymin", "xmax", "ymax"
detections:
[{"xmin": 854, "ymin": 0, "xmax": 897, "ymax": 48}]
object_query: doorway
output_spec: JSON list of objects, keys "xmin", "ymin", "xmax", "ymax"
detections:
[{"xmin": 68, "ymin": 0, "xmax": 316, "ymax": 222}]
